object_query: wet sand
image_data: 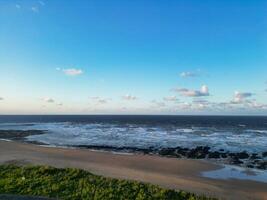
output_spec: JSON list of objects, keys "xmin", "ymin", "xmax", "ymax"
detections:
[{"xmin": 0, "ymin": 141, "xmax": 267, "ymax": 200}]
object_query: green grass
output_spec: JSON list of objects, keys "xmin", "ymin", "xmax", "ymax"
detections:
[{"xmin": 0, "ymin": 165, "xmax": 216, "ymax": 200}]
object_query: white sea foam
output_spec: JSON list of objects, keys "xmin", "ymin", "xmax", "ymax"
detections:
[
  {"xmin": 0, "ymin": 139, "xmax": 12, "ymax": 142},
  {"xmin": 245, "ymin": 129, "xmax": 267, "ymax": 134},
  {"xmin": 1, "ymin": 122, "xmax": 267, "ymax": 153},
  {"xmin": 175, "ymin": 128, "xmax": 194, "ymax": 133}
]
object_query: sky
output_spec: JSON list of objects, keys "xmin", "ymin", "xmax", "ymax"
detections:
[{"xmin": 0, "ymin": 0, "xmax": 267, "ymax": 115}]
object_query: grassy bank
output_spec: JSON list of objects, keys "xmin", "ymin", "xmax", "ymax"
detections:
[{"xmin": 0, "ymin": 165, "xmax": 216, "ymax": 200}]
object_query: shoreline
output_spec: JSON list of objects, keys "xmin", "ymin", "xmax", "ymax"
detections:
[
  {"xmin": 0, "ymin": 129, "xmax": 266, "ymax": 170},
  {"xmin": 1, "ymin": 141, "xmax": 267, "ymax": 200}
]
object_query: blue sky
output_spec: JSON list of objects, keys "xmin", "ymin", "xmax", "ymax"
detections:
[{"xmin": 0, "ymin": 0, "xmax": 267, "ymax": 115}]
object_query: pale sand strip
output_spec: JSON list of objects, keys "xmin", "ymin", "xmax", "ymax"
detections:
[{"xmin": 0, "ymin": 141, "xmax": 266, "ymax": 200}]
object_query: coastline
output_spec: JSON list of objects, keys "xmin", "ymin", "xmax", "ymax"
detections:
[
  {"xmin": 1, "ymin": 141, "xmax": 267, "ymax": 200},
  {"xmin": 1, "ymin": 129, "xmax": 266, "ymax": 170}
]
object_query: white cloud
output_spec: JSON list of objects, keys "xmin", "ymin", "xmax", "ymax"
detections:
[
  {"xmin": 151, "ymin": 100, "xmax": 166, "ymax": 107},
  {"xmin": 177, "ymin": 99, "xmax": 212, "ymax": 110},
  {"xmin": 98, "ymin": 99, "xmax": 108, "ymax": 104},
  {"xmin": 89, "ymin": 97, "xmax": 110, "ymax": 104},
  {"xmin": 247, "ymin": 100, "xmax": 267, "ymax": 109},
  {"xmin": 178, "ymin": 102, "xmax": 192, "ymax": 110},
  {"xmin": 215, "ymin": 102, "xmax": 233, "ymax": 110},
  {"xmin": 62, "ymin": 68, "xmax": 83, "ymax": 76},
  {"xmin": 15, "ymin": 4, "xmax": 21, "ymax": 9},
  {"xmin": 192, "ymin": 99, "xmax": 209, "ymax": 104},
  {"xmin": 31, "ymin": 6, "xmax": 39, "ymax": 13},
  {"xmin": 89, "ymin": 96, "xmax": 100, "ymax": 100},
  {"xmin": 163, "ymin": 96, "xmax": 178, "ymax": 102},
  {"xmin": 0, "ymin": 97, "xmax": 3, "ymax": 100},
  {"xmin": 122, "ymin": 94, "xmax": 137, "ymax": 101},
  {"xmin": 231, "ymin": 91, "xmax": 253, "ymax": 104},
  {"xmin": 195, "ymin": 103, "xmax": 206, "ymax": 110},
  {"xmin": 180, "ymin": 71, "xmax": 197, "ymax": 78},
  {"xmin": 42, "ymin": 97, "xmax": 55, "ymax": 103},
  {"xmin": 90, "ymin": 96, "xmax": 100, "ymax": 100},
  {"xmin": 174, "ymin": 85, "xmax": 210, "ymax": 97}
]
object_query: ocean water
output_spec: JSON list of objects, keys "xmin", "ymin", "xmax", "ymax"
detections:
[
  {"xmin": 201, "ymin": 164, "xmax": 267, "ymax": 183},
  {"xmin": 0, "ymin": 115, "xmax": 267, "ymax": 153}
]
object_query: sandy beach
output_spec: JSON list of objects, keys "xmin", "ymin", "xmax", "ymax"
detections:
[{"xmin": 0, "ymin": 140, "xmax": 267, "ymax": 200}]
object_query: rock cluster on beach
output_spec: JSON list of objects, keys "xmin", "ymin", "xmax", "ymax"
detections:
[
  {"xmin": 0, "ymin": 130, "xmax": 45, "ymax": 142},
  {"xmin": 158, "ymin": 146, "xmax": 267, "ymax": 170},
  {"xmin": 74, "ymin": 145, "xmax": 267, "ymax": 170}
]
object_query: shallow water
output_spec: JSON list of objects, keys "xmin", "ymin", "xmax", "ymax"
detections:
[{"xmin": 201, "ymin": 165, "xmax": 267, "ymax": 183}]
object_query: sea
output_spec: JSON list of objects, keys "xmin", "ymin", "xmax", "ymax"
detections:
[{"xmin": 0, "ymin": 115, "xmax": 267, "ymax": 153}]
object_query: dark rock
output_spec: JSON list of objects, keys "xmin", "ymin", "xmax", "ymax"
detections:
[
  {"xmin": 262, "ymin": 152, "xmax": 267, "ymax": 157},
  {"xmin": 202, "ymin": 146, "xmax": 211, "ymax": 153},
  {"xmin": 221, "ymin": 153, "xmax": 228, "ymax": 158},
  {"xmin": 142, "ymin": 149, "xmax": 151, "ymax": 154},
  {"xmin": 208, "ymin": 151, "xmax": 220, "ymax": 159},
  {"xmin": 187, "ymin": 146, "xmax": 210, "ymax": 159},
  {"xmin": 182, "ymin": 147, "xmax": 190, "ymax": 152},
  {"xmin": 0, "ymin": 130, "xmax": 45, "ymax": 141},
  {"xmin": 252, "ymin": 159, "xmax": 261, "ymax": 164},
  {"xmin": 159, "ymin": 148, "xmax": 176, "ymax": 156},
  {"xmin": 229, "ymin": 153, "xmax": 236, "ymax": 158},
  {"xmin": 174, "ymin": 153, "xmax": 182, "ymax": 158},
  {"xmin": 256, "ymin": 161, "xmax": 267, "ymax": 170},
  {"xmin": 176, "ymin": 148, "xmax": 188, "ymax": 157},
  {"xmin": 246, "ymin": 164, "xmax": 254, "ymax": 168},
  {"xmin": 236, "ymin": 151, "xmax": 249, "ymax": 159},
  {"xmin": 187, "ymin": 150, "xmax": 203, "ymax": 159},
  {"xmin": 228, "ymin": 151, "xmax": 249, "ymax": 160},
  {"xmin": 74, "ymin": 145, "xmax": 153, "ymax": 155},
  {"xmin": 27, "ymin": 140, "xmax": 48, "ymax": 145},
  {"xmin": 250, "ymin": 153, "xmax": 261, "ymax": 160},
  {"xmin": 230, "ymin": 158, "xmax": 243, "ymax": 165}
]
